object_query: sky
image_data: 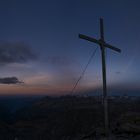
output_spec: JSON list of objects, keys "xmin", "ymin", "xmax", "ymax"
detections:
[{"xmin": 0, "ymin": 0, "xmax": 140, "ymax": 96}]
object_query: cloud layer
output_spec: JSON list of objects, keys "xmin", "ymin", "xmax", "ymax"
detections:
[
  {"xmin": 0, "ymin": 41, "xmax": 36, "ymax": 65},
  {"xmin": 0, "ymin": 77, "xmax": 23, "ymax": 84}
]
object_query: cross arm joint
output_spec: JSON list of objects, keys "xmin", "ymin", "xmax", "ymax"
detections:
[{"xmin": 79, "ymin": 34, "xmax": 121, "ymax": 53}]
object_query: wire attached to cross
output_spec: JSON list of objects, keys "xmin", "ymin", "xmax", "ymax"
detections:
[{"xmin": 70, "ymin": 47, "xmax": 98, "ymax": 94}]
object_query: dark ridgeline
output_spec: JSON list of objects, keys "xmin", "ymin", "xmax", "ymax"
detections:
[
  {"xmin": 79, "ymin": 18, "xmax": 121, "ymax": 137},
  {"xmin": 0, "ymin": 95, "xmax": 139, "ymax": 140},
  {"xmin": 0, "ymin": 95, "xmax": 139, "ymax": 139}
]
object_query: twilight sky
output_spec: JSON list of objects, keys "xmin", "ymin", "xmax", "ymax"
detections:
[{"xmin": 0, "ymin": 0, "xmax": 140, "ymax": 96}]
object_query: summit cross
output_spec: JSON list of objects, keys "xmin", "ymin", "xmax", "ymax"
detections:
[{"xmin": 79, "ymin": 18, "xmax": 121, "ymax": 136}]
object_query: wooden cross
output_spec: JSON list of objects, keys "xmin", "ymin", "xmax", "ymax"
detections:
[{"xmin": 79, "ymin": 18, "xmax": 121, "ymax": 136}]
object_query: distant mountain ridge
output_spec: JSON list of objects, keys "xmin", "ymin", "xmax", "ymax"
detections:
[{"xmin": 0, "ymin": 95, "xmax": 139, "ymax": 139}]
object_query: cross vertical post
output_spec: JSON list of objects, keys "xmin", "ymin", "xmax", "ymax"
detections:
[{"xmin": 99, "ymin": 18, "xmax": 109, "ymax": 136}]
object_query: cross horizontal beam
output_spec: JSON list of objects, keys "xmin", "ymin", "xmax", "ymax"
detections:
[{"xmin": 79, "ymin": 34, "xmax": 121, "ymax": 53}]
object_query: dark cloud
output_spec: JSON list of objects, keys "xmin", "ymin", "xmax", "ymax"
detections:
[
  {"xmin": 0, "ymin": 77, "xmax": 23, "ymax": 84},
  {"xmin": 0, "ymin": 41, "xmax": 37, "ymax": 64}
]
